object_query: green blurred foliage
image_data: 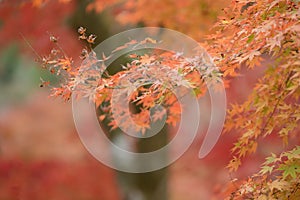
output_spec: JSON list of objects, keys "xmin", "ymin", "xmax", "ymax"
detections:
[{"xmin": 0, "ymin": 43, "xmax": 57, "ymax": 107}]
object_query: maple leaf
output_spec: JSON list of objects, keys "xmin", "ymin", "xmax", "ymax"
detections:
[
  {"xmin": 132, "ymin": 54, "xmax": 155, "ymax": 65},
  {"xmin": 268, "ymin": 180, "xmax": 289, "ymax": 192},
  {"xmin": 279, "ymin": 162, "xmax": 300, "ymax": 179},
  {"xmin": 151, "ymin": 108, "xmax": 166, "ymax": 122},
  {"xmin": 227, "ymin": 156, "xmax": 241, "ymax": 172},
  {"xmin": 266, "ymin": 32, "xmax": 284, "ymax": 52}
]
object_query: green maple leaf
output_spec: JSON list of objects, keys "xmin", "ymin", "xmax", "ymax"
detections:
[{"xmin": 279, "ymin": 162, "xmax": 300, "ymax": 179}]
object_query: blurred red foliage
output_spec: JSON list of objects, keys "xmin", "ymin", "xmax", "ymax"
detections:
[
  {"xmin": 0, "ymin": 158, "xmax": 120, "ymax": 200},
  {"xmin": 0, "ymin": 0, "xmax": 81, "ymax": 57},
  {"xmin": 0, "ymin": 92, "xmax": 120, "ymax": 200}
]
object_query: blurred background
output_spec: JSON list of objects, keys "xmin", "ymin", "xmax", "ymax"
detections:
[{"xmin": 0, "ymin": 0, "xmax": 285, "ymax": 199}]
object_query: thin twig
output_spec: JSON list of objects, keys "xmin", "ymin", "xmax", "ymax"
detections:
[{"xmin": 19, "ymin": 32, "xmax": 42, "ymax": 61}]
